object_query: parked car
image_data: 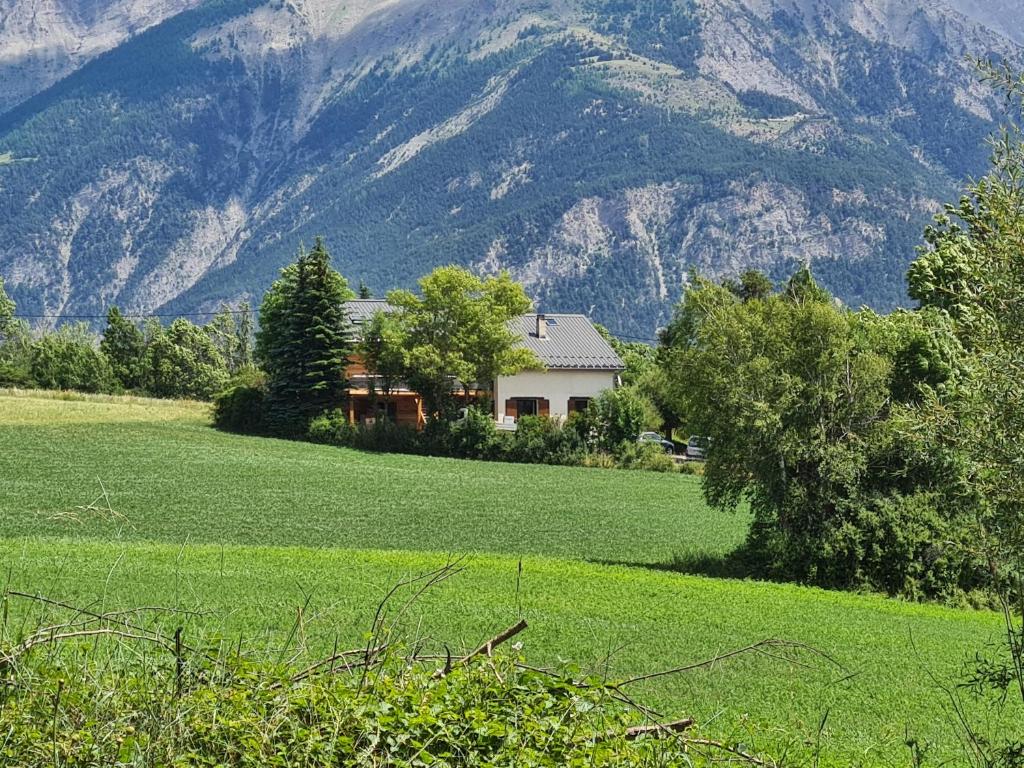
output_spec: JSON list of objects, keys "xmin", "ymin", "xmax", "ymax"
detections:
[
  {"xmin": 685, "ymin": 435, "xmax": 710, "ymax": 461},
  {"xmin": 638, "ymin": 432, "xmax": 675, "ymax": 454}
]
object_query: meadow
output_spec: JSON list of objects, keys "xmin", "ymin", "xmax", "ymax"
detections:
[{"xmin": 0, "ymin": 390, "xmax": 1015, "ymax": 764}]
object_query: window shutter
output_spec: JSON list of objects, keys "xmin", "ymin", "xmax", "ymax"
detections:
[
  {"xmin": 539, "ymin": 399, "xmax": 550, "ymax": 417},
  {"xmin": 505, "ymin": 399, "xmax": 518, "ymax": 418}
]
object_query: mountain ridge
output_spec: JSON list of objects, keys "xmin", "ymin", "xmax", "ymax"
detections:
[{"xmin": 0, "ymin": 0, "xmax": 1020, "ymax": 336}]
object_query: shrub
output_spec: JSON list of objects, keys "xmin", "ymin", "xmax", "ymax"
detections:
[
  {"xmin": 213, "ymin": 367, "xmax": 267, "ymax": 434},
  {"xmin": 0, "ymin": 650, "xmax": 725, "ymax": 767},
  {"xmin": 309, "ymin": 410, "xmax": 421, "ymax": 454},
  {"xmin": 352, "ymin": 418, "xmax": 422, "ymax": 454},
  {"xmin": 448, "ymin": 407, "xmax": 500, "ymax": 460},
  {"xmin": 505, "ymin": 416, "xmax": 586, "ymax": 465},
  {"xmin": 308, "ymin": 409, "xmax": 356, "ymax": 445},
  {"xmin": 0, "ymin": 359, "xmax": 33, "ymax": 388},
  {"xmin": 581, "ymin": 451, "xmax": 617, "ymax": 469},
  {"xmin": 579, "ymin": 388, "xmax": 649, "ymax": 453},
  {"xmin": 615, "ymin": 441, "xmax": 678, "ymax": 473},
  {"xmin": 29, "ymin": 324, "xmax": 116, "ymax": 393}
]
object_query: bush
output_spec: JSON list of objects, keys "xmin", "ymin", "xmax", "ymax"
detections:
[
  {"xmin": 0, "ymin": 649, "xmax": 724, "ymax": 767},
  {"xmin": 213, "ymin": 367, "xmax": 267, "ymax": 434},
  {"xmin": 29, "ymin": 325, "xmax": 116, "ymax": 393},
  {"xmin": 308, "ymin": 409, "xmax": 356, "ymax": 445},
  {"xmin": 615, "ymin": 441, "xmax": 678, "ymax": 473},
  {"xmin": 307, "ymin": 404, "xmax": 681, "ymax": 476},
  {"xmin": 309, "ymin": 409, "xmax": 422, "ymax": 455},
  {"xmin": 448, "ymin": 407, "xmax": 500, "ymax": 459},
  {"xmin": 578, "ymin": 388, "xmax": 649, "ymax": 453},
  {"xmin": 0, "ymin": 359, "xmax": 33, "ymax": 388},
  {"xmin": 353, "ymin": 418, "xmax": 422, "ymax": 454},
  {"xmin": 581, "ymin": 451, "xmax": 617, "ymax": 469},
  {"xmin": 504, "ymin": 416, "xmax": 586, "ymax": 465}
]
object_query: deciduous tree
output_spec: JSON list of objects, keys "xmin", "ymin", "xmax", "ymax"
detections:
[
  {"xmin": 30, "ymin": 323, "xmax": 115, "ymax": 394},
  {"xmin": 387, "ymin": 267, "xmax": 538, "ymax": 420},
  {"xmin": 661, "ymin": 271, "xmax": 978, "ymax": 597},
  {"xmin": 142, "ymin": 319, "xmax": 229, "ymax": 400},
  {"xmin": 358, "ymin": 310, "xmax": 408, "ymax": 416}
]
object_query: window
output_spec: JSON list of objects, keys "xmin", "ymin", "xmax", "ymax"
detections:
[
  {"xmin": 568, "ymin": 397, "xmax": 591, "ymax": 414},
  {"xmin": 516, "ymin": 398, "xmax": 539, "ymax": 417},
  {"xmin": 376, "ymin": 401, "xmax": 398, "ymax": 422}
]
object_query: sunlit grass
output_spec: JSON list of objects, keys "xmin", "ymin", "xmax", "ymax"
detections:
[{"xmin": 0, "ymin": 392, "xmax": 1014, "ymax": 763}]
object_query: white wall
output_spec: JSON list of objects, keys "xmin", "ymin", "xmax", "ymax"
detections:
[{"xmin": 494, "ymin": 369, "xmax": 618, "ymax": 421}]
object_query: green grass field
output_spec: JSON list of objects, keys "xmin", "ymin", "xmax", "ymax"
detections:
[{"xmin": 0, "ymin": 391, "xmax": 1015, "ymax": 764}]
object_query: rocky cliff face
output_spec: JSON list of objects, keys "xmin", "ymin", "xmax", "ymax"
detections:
[
  {"xmin": 0, "ymin": 0, "xmax": 1021, "ymax": 336},
  {"xmin": 0, "ymin": 0, "xmax": 201, "ymax": 113}
]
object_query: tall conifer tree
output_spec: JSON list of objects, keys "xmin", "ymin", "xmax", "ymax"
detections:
[{"xmin": 259, "ymin": 238, "xmax": 353, "ymax": 434}]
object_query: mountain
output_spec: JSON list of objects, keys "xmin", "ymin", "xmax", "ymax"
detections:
[
  {"xmin": 0, "ymin": 0, "xmax": 1021, "ymax": 338},
  {"xmin": 0, "ymin": 0, "xmax": 204, "ymax": 113}
]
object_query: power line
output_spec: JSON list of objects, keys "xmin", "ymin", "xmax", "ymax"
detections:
[{"xmin": 14, "ymin": 309, "xmax": 250, "ymax": 320}]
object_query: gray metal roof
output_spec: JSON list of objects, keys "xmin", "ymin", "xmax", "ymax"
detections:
[
  {"xmin": 510, "ymin": 314, "xmax": 624, "ymax": 371},
  {"xmin": 345, "ymin": 302, "xmax": 623, "ymax": 371},
  {"xmin": 346, "ymin": 299, "xmax": 394, "ymax": 324}
]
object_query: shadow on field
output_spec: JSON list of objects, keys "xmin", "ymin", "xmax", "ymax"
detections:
[{"xmin": 591, "ymin": 544, "xmax": 765, "ymax": 581}]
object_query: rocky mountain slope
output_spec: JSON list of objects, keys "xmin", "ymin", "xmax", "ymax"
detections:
[
  {"xmin": 0, "ymin": 0, "xmax": 1021, "ymax": 337},
  {"xmin": 0, "ymin": 0, "xmax": 203, "ymax": 113}
]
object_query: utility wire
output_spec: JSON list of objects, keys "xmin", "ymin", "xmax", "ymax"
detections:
[{"xmin": 13, "ymin": 309, "xmax": 250, "ymax": 320}]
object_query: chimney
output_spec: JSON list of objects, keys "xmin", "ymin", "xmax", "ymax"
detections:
[{"xmin": 536, "ymin": 313, "xmax": 547, "ymax": 339}]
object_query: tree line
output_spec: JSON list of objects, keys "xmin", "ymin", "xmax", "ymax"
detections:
[
  {"xmin": 210, "ymin": 238, "xmax": 669, "ymax": 473},
  {"xmin": 0, "ymin": 294, "xmax": 253, "ymax": 400}
]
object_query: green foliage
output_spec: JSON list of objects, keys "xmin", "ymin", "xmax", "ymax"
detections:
[
  {"xmin": 212, "ymin": 366, "xmax": 266, "ymax": 434},
  {"xmin": 29, "ymin": 323, "xmax": 116, "ymax": 394},
  {"xmin": 447, "ymin": 406, "xmax": 501, "ymax": 459},
  {"xmin": 0, "ymin": 276, "xmax": 14, "ymax": 341},
  {"xmin": 100, "ymin": 306, "xmax": 146, "ymax": 390},
  {"xmin": 661, "ymin": 270, "xmax": 981, "ymax": 599},
  {"xmin": 357, "ymin": 310, "xmax": 409, "ymax": 407},
  {"xmin": 2, "ymin": 392, "xmax": 1020, "ymax": 763},
  {"xmin": 578, "ymin": 388, "xmax": 649, "ymax": 453},
  {"xmin": 387, "ymin": 267, "xmax": 538, "ymax": 419},
  {"xmin": 0, "ymin": 649, "xmax": 718, "ymax": 767},
  {"xmin": 614, "ymin": 441, "xmax": 678, "ymax": 473},
  {"xmin": 905, "ymin": 61, "xmax": 1024, "ymax": 764},
  {"xmin": 205, "ymin": 302, "xmax": 254, "ymax": 375},
  {"xmin": 723, "ymin": 269, "xmax": 775, "ymax": 303},
  {"xmin": 258, "ymin": 238, "xmax": 354, "ymax": 435},
  {"xmin": 309, "ymin": 409, "xmax": 423, "ymax": 455},
  {"xmin": 504, "ymin": 415, "xmax": 587, "ymax": 466},
  {"xmin": 0, "ymin": 279, "xmax": 33, "ymax": 386},
  {"xmin": 142, "ymin": 318, "xmax": 229, "ymax": 400}
]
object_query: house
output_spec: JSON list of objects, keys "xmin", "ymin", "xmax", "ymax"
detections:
[
  {"xmin": 343, "ymin": 300, "xmax": 624, "ymax": 428},
  {"xmin": 495, "ymin": 313, "xmax": 623, "ymax": 424},
  {"xmin": 344, "ymin": 299, "xmax": 429, "ymax": 429}
]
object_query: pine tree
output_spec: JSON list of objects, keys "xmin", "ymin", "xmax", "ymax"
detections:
[{"xmin": 259, "ymin": 238, "xmax": 353, "ymax": 434}]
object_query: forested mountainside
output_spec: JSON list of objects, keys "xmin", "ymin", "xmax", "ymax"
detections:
[{"xmin": 0, "ymin": 0, "xmax": 1021, "ymax": 337}]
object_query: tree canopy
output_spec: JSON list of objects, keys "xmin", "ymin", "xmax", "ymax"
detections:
[
  {"xmin": 387, "ymin": 267, "xmax": 539, "ymax": 419},
  {"xmin": 660, "ymin": 271, "xmax": 979, "ymax": 598}
]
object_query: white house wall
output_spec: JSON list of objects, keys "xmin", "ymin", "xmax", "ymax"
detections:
[{"xmin": 495, "ymin": 370, "xmax": 618, "ymax": 421}]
